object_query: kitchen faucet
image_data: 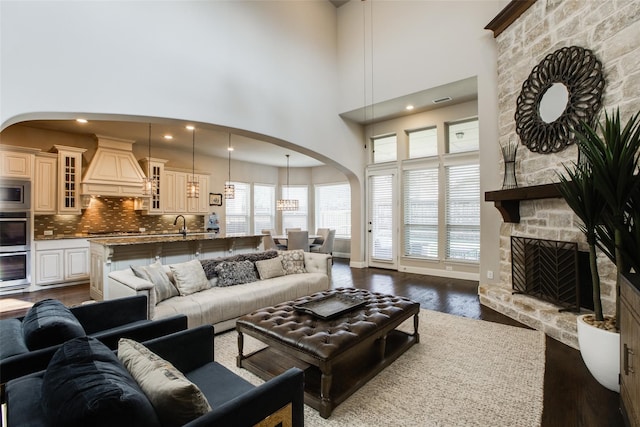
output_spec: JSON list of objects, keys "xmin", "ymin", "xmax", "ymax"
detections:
[{"xmin": 173, "ymin": 215, "xmax": 187, "ymax": 237}]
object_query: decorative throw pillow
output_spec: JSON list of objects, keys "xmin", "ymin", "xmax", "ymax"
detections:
[
  {"xmin": 214, "ymin": 260, "xmax": 258, "ymax": 286},
  {"xmin": 118, "ymin": 338, "xmax": 211, "ymax": 427},
  {"xmin": 200, "ymin": 250, "xmax": 278, "ymax": 279},
  {"xmin": 131, "ymin": 261, "xmax": 179, "ymax": 303},
  {"xmin": 42, "ymin": 336, "xmax": 160, "ymax": 427},
  {"xmin": 21, "ymin": 299, "xmax": 86, "ymax": 351},
  {"xmin": 255, "ymin": 257, "xmax": 285, "ymax": 280},
  {"xmin": 169, "ymin": 259, "xmax": 211, "ymax": 296},
  {"xmin": 279, "ymin": 249, "xmax": 307, "ymax": 275}
]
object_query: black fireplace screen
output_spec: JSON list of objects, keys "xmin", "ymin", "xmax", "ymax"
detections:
[{"xmin": 511, "ymin": 236, "xmax": 581, "ymax": 312}]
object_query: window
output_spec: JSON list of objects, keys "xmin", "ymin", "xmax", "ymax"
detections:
[
  {"xmin": 225, "ymin": 181, "xmax": 250, "ymax": 236},
  {"xmin": 254, "ymin": 184, "xmax": 275, "ymax": 233},
  {"xmin": 281, "ymin": 186, "xmax": 308, "ymax": 231},
  {"xmin": 372, "ymin": 134, "xmax": 397, "ymax": 163},
  {"xmin": 403, "ymin": 166, "xmax": 439, "ymax": 258},
  {"xmin": 408, "ymin": 127, "xmax": 437, "ymax": 158},
  {"xmin": 445, "ymin": 164, "xmax": 480, "ymax": 261},
  {"xmin": 315, "ymin": 183, "xmax": 351, "ymax": 238},
  {"xmin": 448, "ymin": 119, "xmax": 479, "ymax": 153}
]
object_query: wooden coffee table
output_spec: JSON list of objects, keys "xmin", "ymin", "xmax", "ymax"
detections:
[{"xmin": 236, "ymin": 288, "xmax": 420, "ymax": 418}]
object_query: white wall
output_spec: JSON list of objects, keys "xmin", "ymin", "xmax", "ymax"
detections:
[
  {"xmin": 2, "ymin": 0, "xmax": 505, "ymax": 271},
  {"xmin": 337, "ymin": 1, "xmax": 503, "ymax": 276}
]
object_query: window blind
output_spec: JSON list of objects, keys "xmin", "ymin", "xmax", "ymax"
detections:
[
  {"xmin": 315, "ymin": 183, "xmax": 351, "ymax": 238},
  {"xmin": 369, "ymin": 174, "xmax": 394, "ymax": 261},
  {"xmin": 403, "ymin": 167, "xmax": 439, "ymax": 258},
  {"xmin": 225, "ymin": 181, "xmax": 250, "ymax": 236},
  {"xmin": 281, "ymin": 185, "xmax": 308, "ymax": 231},
  {"xmin": 445, "ymin": 164, "xmax": 480, "ymax": 261},
  {"xmin": 254, "ymin": 184, "xmax": 275, "ymax": 233}
]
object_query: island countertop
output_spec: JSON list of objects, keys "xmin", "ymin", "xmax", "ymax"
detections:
[
  {"xmin": 89, "ymin": 233, "xmax": 263, "ymax": 247},
  {"xmin": 88, "ymin": 233, "xmax": 265, "ymax": 301}
]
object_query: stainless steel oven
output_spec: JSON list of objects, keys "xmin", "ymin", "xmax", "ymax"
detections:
[
  {"xmin": 0, "ymin": 212, "xmax": 30, "ymax": 252},
  {"xmin": 0, "ymin": 250, "xmax": 30, "ymax": 288},
  {"xmin": 0, "ymin": 211, "xmax": 31, "ymax": 289},
  {"xmin": 0, "ymin": 179, "xmax": 31, "ymax": 211}
]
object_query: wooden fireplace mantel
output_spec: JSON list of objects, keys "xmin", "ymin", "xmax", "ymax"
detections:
[{"xmin": 484, "ymin": 183, "xmax": 562, "ymax": 223}]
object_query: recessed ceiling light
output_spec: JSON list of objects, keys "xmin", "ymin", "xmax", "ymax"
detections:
[
  {"xmin": 76, "ymin": 118, "xmax": 88, "ymax": 123},
  {"xmin": 164, "ymin": 135, "xmax": 173, "ymax": 140},
  {"xmin": 185, "ymin": 125, "xmax": 195, "ymax": 130},
  {"xmin": 405, "ymin": 105, "xmax": 414, "ymax": 111}
]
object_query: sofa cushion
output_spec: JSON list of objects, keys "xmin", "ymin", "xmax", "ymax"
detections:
[
  {"xmin": 0, "ymin": 318, "xmax": 29, "ymax": 358},
  {"xmin": 215, "ymin": 260, "xmax": 258, "ymax": 286},
  {"xmin": 131, "ymin": 261, "xmax": 179, "ymax": 303},
  {"xmin": 279, "ymin": 250, "xmax": 307, "ymax": 275},
  {"xmin": 21, "ymin": 299, "xmax": 86, "ymax": 351},
  {"xmin": 118, "ymin": 338, "xmax": 211, "ymax": 427},
  {"xmin": 170, "ymin": 260, "xmax": 211, "ymax": 296},
  {"xmin": 255, "ymin": 257, "xmax": 285, "ymax": 280},
  {"xmin": 200, "ymin": 250, "xmax": 278, "ymax": 280},
  {"xmin": 41, "ymin": 336, "xmax": 160, "ymax": 427}
]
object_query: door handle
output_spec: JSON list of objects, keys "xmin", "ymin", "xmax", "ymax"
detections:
[{"xmin": 624, "ymin": 343, "xmax": 635, "ymax": 375}]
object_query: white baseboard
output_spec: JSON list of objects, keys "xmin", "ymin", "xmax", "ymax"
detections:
[{"xmin": 399, "ymin": 265, "xmax": 479, "ymax": 281}]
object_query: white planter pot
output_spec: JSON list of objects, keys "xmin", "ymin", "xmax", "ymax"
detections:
[{"xmin": 576, "ymin": 314, "xmax": 620, "ymax": 392}]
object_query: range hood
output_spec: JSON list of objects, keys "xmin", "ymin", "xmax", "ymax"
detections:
[{"xmin": 81, "ymin": 136, "xmax": 149, "ymax": 198}]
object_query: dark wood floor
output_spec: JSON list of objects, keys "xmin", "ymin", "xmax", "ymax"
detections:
[{"xmin": 0, "ymin": 258, "xmax": 623, "ymax": 426}]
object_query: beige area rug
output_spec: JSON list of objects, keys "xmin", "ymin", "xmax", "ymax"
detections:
[{"xmin": 214, "ymin": 309, "xmax": 546, "ymax": 427}]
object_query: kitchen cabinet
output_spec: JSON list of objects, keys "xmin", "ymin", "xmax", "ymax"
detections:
[
  {"xmin": 34, "ymin": 153, "xmax": 57, "ymax": 214},
  {"xmin": 162, "ymin": 169, "xmax": 210, "ymax": 214},
  {"xmin": 53, "ymin": 145, "xmax": 87, "ymax": 214},
  {"xmin": 35, "ymin": 239, "xmax": 89, "ymax": 286},
  {"xmin": 0, "ymin": 147, "xmax": 38, "ymax": 179},
  {"xmin": 139, "ymin": 157, "xmax": 168, "ymax": 214},
  {"xmin": 188, "ymin": 174, "xmax": 210, "ymax": 213},
  {"xmin": 621, "ymin": 274, "xmax": 640, "ymax": 427}
]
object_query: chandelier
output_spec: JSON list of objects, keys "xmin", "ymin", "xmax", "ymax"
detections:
[{"xmin": 276, "ymin": 154, "xmax": 298, "ymax": 211}]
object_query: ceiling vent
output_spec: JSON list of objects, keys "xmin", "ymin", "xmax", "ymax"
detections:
[{"xmin": 432, "ymin": 96, "xmax": 452, "ymax": 104}]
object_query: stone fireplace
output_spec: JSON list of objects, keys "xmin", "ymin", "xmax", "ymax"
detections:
[{"xmin": 479, "ymin": 0, "xmax": 639, "ymax": 349}]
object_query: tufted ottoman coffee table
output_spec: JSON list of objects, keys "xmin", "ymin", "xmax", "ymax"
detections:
[{"xmin": 236, "ymin": 287, "xmax": 420, "ymax": 418}]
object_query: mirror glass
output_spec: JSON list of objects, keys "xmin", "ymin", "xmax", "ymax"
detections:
[{"xmin": 539, "ymin": 82, "xmax": 569, "ymax": 123}]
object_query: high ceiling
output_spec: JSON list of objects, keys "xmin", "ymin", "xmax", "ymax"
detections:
[{"xmin": 17, "ymin": 75, "xmax": 476, "ymax": 169}]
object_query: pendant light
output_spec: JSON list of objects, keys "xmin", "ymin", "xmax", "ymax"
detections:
[
  {"xmin": 142, "ymin": 123, "xmax": 154, "ymax": 196},
  {"xmin": 276, "ymin": 154, "xmax": 298, "ymax": 211},
  {"xmin": 224, "ymin": 133, "xmax": 235, "ymax": 199},
  {"xmin": 187, "ymin": 126, "xmax": 199, "ymax": 198}
]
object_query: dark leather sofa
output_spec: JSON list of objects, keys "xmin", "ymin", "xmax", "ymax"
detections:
[
  {"xmin": 5, "ymin": 325, "xmax": 305, "ymax": 427},
  {"xmin": 0, "ymin": 295, "xmax": 188, "ymax": 395}
]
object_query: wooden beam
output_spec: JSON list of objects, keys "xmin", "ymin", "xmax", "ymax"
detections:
[{"xmin": 485, "ymin": 0, "xmax": 537, "ymax": 38}]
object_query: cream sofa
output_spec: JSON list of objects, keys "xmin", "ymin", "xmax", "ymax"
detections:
[{"xmin": 107, "ymin": 251, "xmax": 332, "ymax": 333}]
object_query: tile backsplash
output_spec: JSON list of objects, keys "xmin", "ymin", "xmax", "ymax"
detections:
[{"xmin": 34, "ymin": 197, "xmax": 205, "ymax": 237}]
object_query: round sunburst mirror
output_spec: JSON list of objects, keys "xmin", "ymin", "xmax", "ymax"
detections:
[{"xmin": 514, "ymin": 46, "xmax": 605, "ymax": 154}]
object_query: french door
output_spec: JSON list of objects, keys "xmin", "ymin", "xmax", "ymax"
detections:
[{"xmin": 367, "ymin": 168, "xmax": 397, "ymax": 269}]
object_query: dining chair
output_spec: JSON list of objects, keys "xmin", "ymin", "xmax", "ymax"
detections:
[
  {"xmin": 310, "ymin": 229, "xmax": 335, "ymax": 257},
  {"xmin": 313, "ymin": 228, "xmax": 330, "ymax": 245},
  {"xmin": 287, "ymin": 230, "xmax": 309, "ymax": 252},
  {"xmin": 285, "ymin": 228, "xmax": 301, "ymax": 234},
  {"xmin": 262, "ymin": 233, "xmax": 282, "ymax": 251}
]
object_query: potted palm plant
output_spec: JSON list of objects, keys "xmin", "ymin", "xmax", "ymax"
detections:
[{"xmin": 557, "ymin": 108, "xmax": 640, "ymax": 392}]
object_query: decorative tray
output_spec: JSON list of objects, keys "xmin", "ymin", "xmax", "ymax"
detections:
[{"xmin": 293, "ymin": 293, "xmax": 366, "ymax": 320}]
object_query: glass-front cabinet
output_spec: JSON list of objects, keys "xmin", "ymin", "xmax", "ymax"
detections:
[{"xmin": 53, "ymin": 145, "xmax": 86, "ymax": 214}]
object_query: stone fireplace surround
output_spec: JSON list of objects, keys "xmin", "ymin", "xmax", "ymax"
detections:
[{"xmin": 479, "ymin": 0, "xmax": 639, "ymax": 349}]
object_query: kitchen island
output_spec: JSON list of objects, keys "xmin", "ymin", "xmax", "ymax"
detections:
[{"xmin": 89, "ymin": 233, "xmax": 263, "ymax": 300}]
